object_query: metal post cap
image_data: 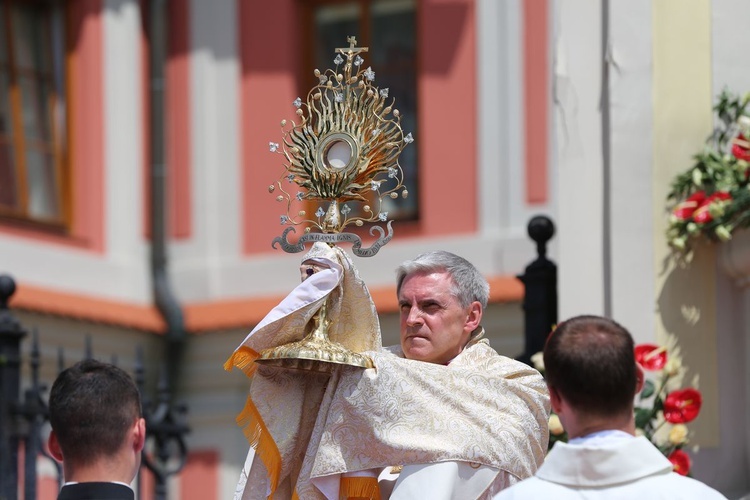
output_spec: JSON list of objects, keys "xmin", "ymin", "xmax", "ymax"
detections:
[
  {"xmin": 527, "ymin": 215, "xmax": 555, "ymax": 245},
  {"xmin": 0, "ymin": 274, "xmax": 16, "ymax": 309}
]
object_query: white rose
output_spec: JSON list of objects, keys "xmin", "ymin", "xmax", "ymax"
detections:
[
  {"xmin": 635, "ymin": 428, "xmax": 645, "ymax": 437},
  {"xmin": 549, "ymin": 414, "xmax": 564, "ymax": 436},
  {"xmin": 663, "ymin": 358, "xmax": 682, "ymax": 377},
  {"xmin": 530, "ymin": 352, "xmax": 545, "ymax": 372},
  {"xmin": 669, "ymin": 424, "xmax": 689, "ymax": 445},
  {"xmin": 738, "ymin": 115, "xmax": 750, "ymax": 133}
]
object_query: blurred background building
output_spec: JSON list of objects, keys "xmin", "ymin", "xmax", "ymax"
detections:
[{"xmin": 0, "ymin": 0, "xmax": 748, "ymax": 498}]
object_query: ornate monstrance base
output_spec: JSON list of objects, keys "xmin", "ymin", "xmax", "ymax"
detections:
[
  {"xmin": 255, "ymin": 334, "xmax": 373, "ymax": 373},
  {"xmin": 254, "ymin": 297, "xmax": 373, "ymax": 373}
]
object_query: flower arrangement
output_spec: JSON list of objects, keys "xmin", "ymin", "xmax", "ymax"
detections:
[
  {"xmin": 666, "ymin": 90, "xmax": 750, "ymax": 254},
  {"xmin": 633, "ymin": 344, "xmax": 702, "ymax": 476},
  {"xmin": 531, "ymin": 344, "xmax": 703, "ymax": 476}
]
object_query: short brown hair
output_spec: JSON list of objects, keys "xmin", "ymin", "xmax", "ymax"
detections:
[
  {"xmin": 543, "ymin": 315, "xmax": 637, "ymax": 417},
  {"xmin": 49, "ymin": 360, "xmax": 142, "ymax": 466}
]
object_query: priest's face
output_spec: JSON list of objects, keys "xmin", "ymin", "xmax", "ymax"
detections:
[{"xmin": 398, "ymin": 270, "xmax": 480, "ymax": 365}]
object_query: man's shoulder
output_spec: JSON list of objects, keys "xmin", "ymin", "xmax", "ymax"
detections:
[
  {"xmin": 492, "ymin": 476, "xmax": 562, "ymax": 499},
  {"xmin": 377, "ymin": 341, "xmax": 546, "ymax": 392},
  {"xmin": 58, "ymin": 482, "xmax": 135, "ymax": 500},
  {"xmin": 494, "ymin": 470, "xmax": 727, "ymax": 500},
  {"xmin": 648, "ymin": 472, "xmax": 727, "ymax": 498},
  {"xmin": 458, "ymin": 341, "xmax": 545, "ymax": 378},
  {"xmin": 378, "ymin": 341, "xmax": 539, "ymax": 374}
]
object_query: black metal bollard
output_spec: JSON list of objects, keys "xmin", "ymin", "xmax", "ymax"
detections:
[
  {"xmin": 0, "ymin": 275, "xmax": 26, "ymax": 500},
  {"xmin": 516, "ymin": 216, "xmax": 558, "ymax": 366}
]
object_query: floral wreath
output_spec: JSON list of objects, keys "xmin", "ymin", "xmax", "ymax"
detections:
[
  {"xmin": 666, "ymin": 90, "xmax": 750, "ymax": 256},
  {"xmin": 532, "ymin": 343, "xmax": 703, "ymax": 476}
]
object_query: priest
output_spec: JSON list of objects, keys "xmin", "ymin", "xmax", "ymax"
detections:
[{"xmin": 226, "ymin": 245, "xmax": 549, "ymax": 499}]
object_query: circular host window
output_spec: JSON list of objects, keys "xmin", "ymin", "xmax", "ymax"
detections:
[
  {"xmin": 326, "ymin": 140, "xmax": 351, "ymax": 170},
  {"xmin": 317, "ymin": 132, "xmax": 359, "ymax": 173}
]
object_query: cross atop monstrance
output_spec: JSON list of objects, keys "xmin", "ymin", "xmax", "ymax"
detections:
[{"xmin": 336, "ymin": 35, "xmax": 368, "ymax": 57}]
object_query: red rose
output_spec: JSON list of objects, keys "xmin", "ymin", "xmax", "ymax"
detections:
[
  {"xmin": 672, "ymin": 191, "xmax": 706, "ymax": 220},
  {"xmin": 731, "ymin": 134, "xmax": 750, "ymax": 162},
  {"xmin": 692, "ymin": 191, "xmax": 731, "ymax": 224},
  {"xmin": 634, "ymin": 344, "xmax": 667, "ymax": 371},
  {"xmin": 668, "ymin": 449, "xmax": 691, "ymax": 476},
  {"xmin": 664, "ymin": 388, "xmax": 702, "ymax": 423}
]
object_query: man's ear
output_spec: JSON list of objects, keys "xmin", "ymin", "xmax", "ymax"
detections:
[
  {"xmin": 464, "ymin": 301, "xmax": 482, "ymax": 333},
  {"xmin": 548, "ymin": 384, "xmax": 564, "ymax": 414},
  {"xmin": 48, "ymin": 430, "xmax": 63, "ymax": 462},
  {"xmin": 635, "ymin": 363, "xmax": 645, "ymax": 395},
  {"xmin": 133, "ymin": 418, "xmax": 146, "ymax": 454}
]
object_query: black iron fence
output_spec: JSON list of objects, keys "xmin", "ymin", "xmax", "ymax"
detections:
[{"xmin": 0, "ymin": 275, "xmax": 189, "ymax": 500}]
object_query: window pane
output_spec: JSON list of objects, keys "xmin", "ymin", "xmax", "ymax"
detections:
[
  {"xmin": 314, "ymin": 3, "xmax": 360, "ymax": 71},
  {"xmin": 0, "ymin": 141, "xmax": 17, "ymax": 210},
  {"xmin": 0, "ymin": 71, "xmax": 12, "ymax": 135},
  {"xmin": 20, "ymin": 75, "xmax": 51, "ymax": 142},
  {"xmin": 13, "ymin": 3, "xmax": 53, "ymax": 143},
  {"xmin": 51, "ymin": 3, "xmax": 66, "ymax": 148},
  {"xmin": 25, "ymin": 148, "xmax": 59, "ymax": 219},
  {"xmin": 371, "ymin": 0, "xmax": 417, "ymax": 219},
  {"xmin": 12, "ymin": 6, "xmax": 34, "ymax": 69},
  {"xmin": 12, "ymin": 5, "xmax": 51, "ymax": 72},
  {"xmin": 0, "ymin": 7, "xmax": 8, "ymax": 65}
]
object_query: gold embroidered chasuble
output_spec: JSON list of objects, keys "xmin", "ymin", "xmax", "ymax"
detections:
[{"xmin": 226, "ymin": 244, "xmax": 550, "ymax": 499}]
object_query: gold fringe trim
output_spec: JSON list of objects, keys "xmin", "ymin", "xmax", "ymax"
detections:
[
  {"xmin": 226, "ymin": 346, "xmax": 281, "ymax": 498},
  {"xmin": 224, "ymin": 346, "xmax": 260, "ymax": 378},
  {"xmin": 339, "ymin": 476, "xmax": 381, "ymax": 500},
  {"xmin": 236, "ymin": 395, "xmax": 282, "ymax": 499}
]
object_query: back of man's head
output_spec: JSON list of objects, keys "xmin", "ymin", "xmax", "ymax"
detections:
[
  {"xmin": 543, "ymin": 315, "xmax": 637, "ymax": 418},
  {"xmin": 49, "ymin": 359, "xmax": 142, "ymax": 467},
  {"xmin": 395, "ymin": 250, "xmax": 489, "ymax": 309}
]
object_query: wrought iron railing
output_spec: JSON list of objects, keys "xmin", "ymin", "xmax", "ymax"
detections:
[{"xmin": 0, "ymin": 275, "xmax": 189, "ymax": 500}]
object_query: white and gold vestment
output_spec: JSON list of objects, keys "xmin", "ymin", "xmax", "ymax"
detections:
[{"xmin": 226, "ymin": 244, "xmax": 550, "ymax": 499}]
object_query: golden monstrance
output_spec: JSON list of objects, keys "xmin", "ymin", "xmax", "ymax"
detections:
[{"xmin": 254, "ymin": 36, "xmax": 414, "ymax": 372}]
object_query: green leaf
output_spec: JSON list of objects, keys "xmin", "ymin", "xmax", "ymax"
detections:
[
  {"xmin": 634, "ymin": 407, "xmax": 652, "ymax": 429},
  {"xmin": 640, "ymin": 379, "xmax": 655, "ymax": 399}
]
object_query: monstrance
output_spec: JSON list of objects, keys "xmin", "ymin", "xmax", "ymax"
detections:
[{"xmin": 254, "ymin": 36, "xmax": 414, "ymax": 372}]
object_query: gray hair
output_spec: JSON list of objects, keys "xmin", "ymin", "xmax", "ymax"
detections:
[{"xmin": 395, "ymin": 251, "xmax": 489, "ymax": 309}]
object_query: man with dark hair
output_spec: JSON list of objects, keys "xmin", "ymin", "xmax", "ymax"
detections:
[
  {"xmin": 48, "ymin": 359, "xmax": 146, "ymax": 500},
  {"xmin": 494, "ymin": 315, "xmax": 726, "ymax": 499},
  {"xmin": 543, "ymin": 315, "xmax": 638, "ymax": 420}
]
